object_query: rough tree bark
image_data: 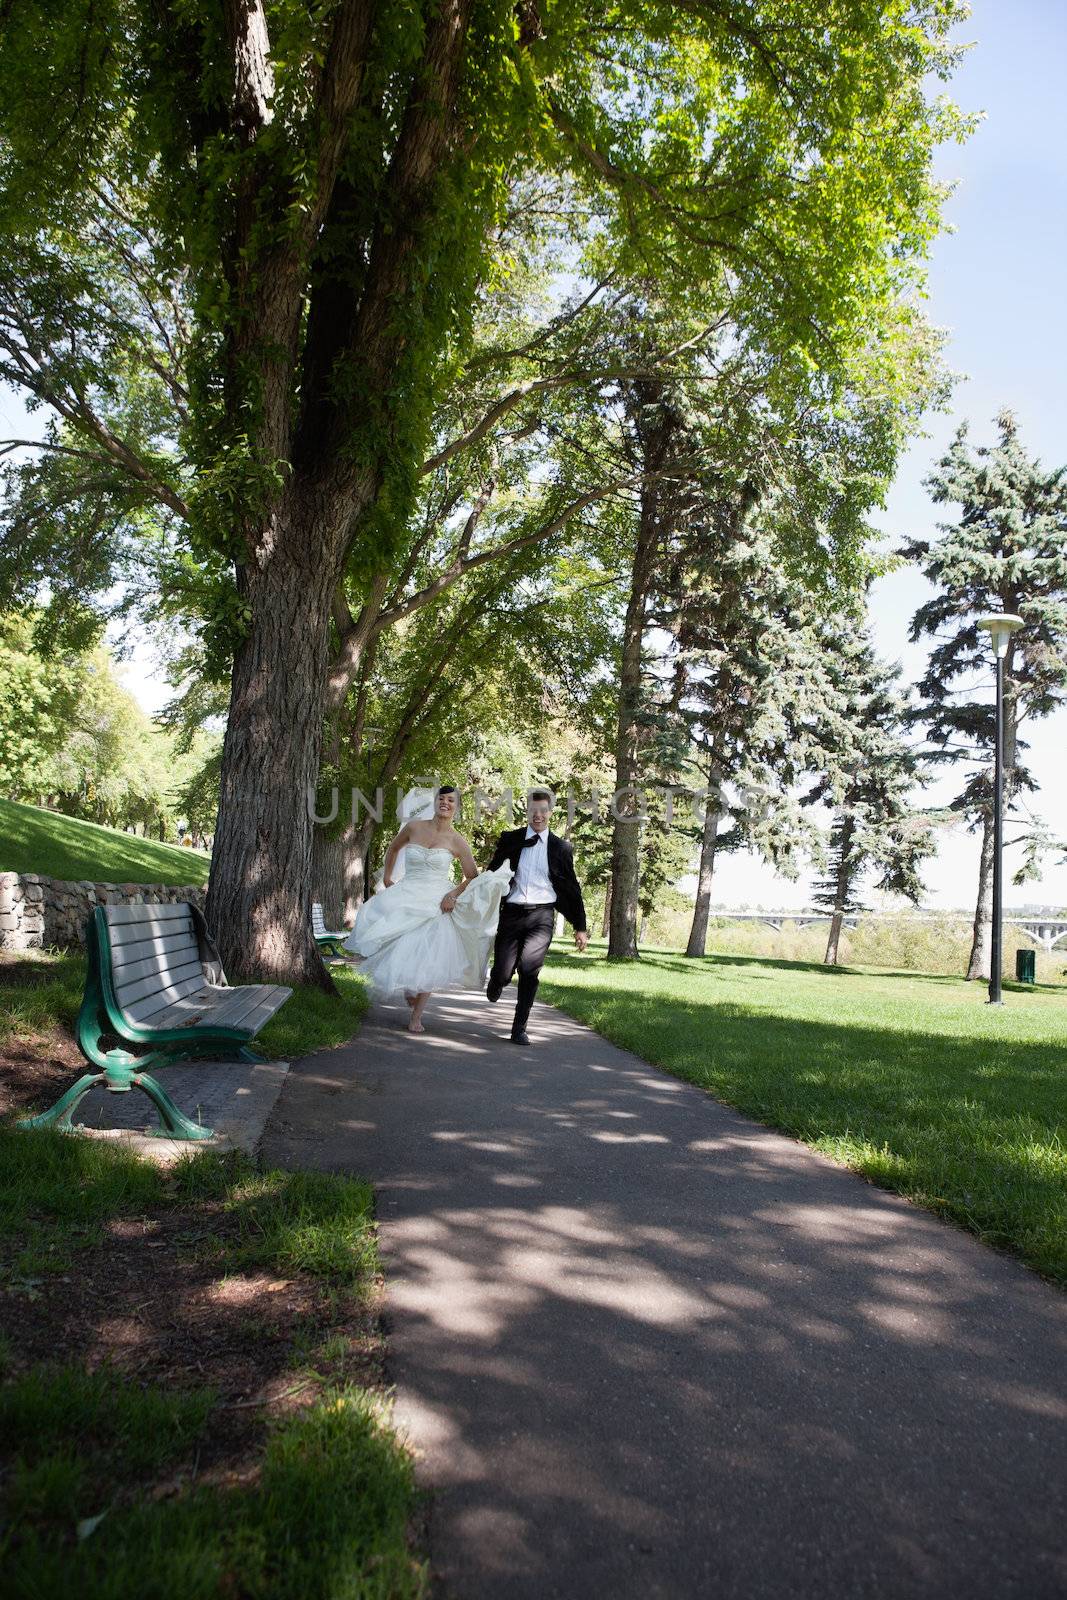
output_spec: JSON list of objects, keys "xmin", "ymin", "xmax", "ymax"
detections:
[
  {"xmin": 966, "ymin": 810, "xmax": 995, "ymax": 981},
  {"xmin": 685, "ymin": 789, "xmax": 721, "ymax": 958},
  {"xmin": 824, "ymin": 813, "xmax": 856, "ymax": 966},
  {"xmin": 206, "ymin": 0, "xmax": 474, "ymax": 984},
  {"xmin": 608, "ymin": 545, "xmax": 651, "ymax": 959},
  {"xmin": 608, "ymin": 387, "xmax": 674, "ymax": 961},
  {"xmin": 207, "ymin": 508, "xmax": 345, "ymax": 987},
  {"xmin": 312, "ymin": 829, "xmax": 345, "ymax": 928}
]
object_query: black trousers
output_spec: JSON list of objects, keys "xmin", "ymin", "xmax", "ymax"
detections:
[{"xmin": 490, "ymin": 902, "xmax": 556, "ymax": 1034}]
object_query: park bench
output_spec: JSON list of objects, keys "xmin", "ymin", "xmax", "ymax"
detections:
[
  {"xmin": 312, "ymin": 901, "xmax": 349, "ymax": 959},
  {"xmin": 21, "ymin": 901, "xmax": 291, "ymax": 1142}
]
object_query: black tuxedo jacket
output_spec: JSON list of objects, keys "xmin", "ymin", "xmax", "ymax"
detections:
[{"xmin": 488, "ymin": 827, "xmax": 588, "ymax": 934}]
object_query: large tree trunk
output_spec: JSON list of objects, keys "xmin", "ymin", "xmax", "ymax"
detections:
[
  {"xmin": 208, "ymin": 536, "xmax": 338, "ymax": 989},
  {"xmin": 312, "ymin": 811, "xmax": 376, "ymax": 928},
  {"xmin": 824, "ymin": 816, "xmax": 856, "ymax": 967},
  {"xmin": 312, "ymin": 827, "xmax": 345, "ymax": 927},
  {"xmin": 608, "ymin": 475, "xmax": 662, "ymax": 960},
  {"xmin": 608, "ymin": 598, "xmax": 644, "ymax": 959},
  {"xmin": 685, "ymin": 793, "xmax": 720, "ymax": 958},
  {"xmin": 341, "ymin": 814, "xmax": 378, "ymax": 923},
  {"xmin": 967, "ymin": 809, "xmax": 995, "ymax": 981}
]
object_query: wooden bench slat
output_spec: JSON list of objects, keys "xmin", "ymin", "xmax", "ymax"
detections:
[
  {"xmin": 110, "ymin": 929, "xmax": 201, "ymax": 969},
  {"xmin": 105, "ymin": 902, "xmax": 192, "ymax": 925},
  {"xmin": 209, "ymin": 984, "xmax": 288, "ymax": 1032},
  {"xmin": 133, "ymin": 984, "xmax": 289, "ymax": 1036},
  {"xmin": 129, "ymin": 985, "xmax": 272, "ymax": 1032},
  {"xmin": 107, "ymin": 914, "xmax": 197, "ymax": 947},
  {"xmin": 123, "ymin": 972, "xmax": 215, "ymax": 1023},
  {"xmin": 126, "ymin": 989, "xmax": 221, "ymax": 1029},
  {"xmin": 124, "ymin": 993, "xmax": 218, "ymax": 1030},
  {"xmin": 236, "ymin": 989, "xmax": 292, "ymax": 1033},
  {"xmin": 114, "ymin": 955, "xmax": 206, "ymax": 1006}
]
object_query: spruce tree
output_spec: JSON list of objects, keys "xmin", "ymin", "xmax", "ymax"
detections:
[
  {"xmin": 904, "ymin": 412, "xmax": 1067, "ymax": 979},
  {"xmin": 664, "ymin": 517, "xmax": 836, "ymax": 958},
  {"xmin": 806, "ymin": 626, "xmax": 933, "ymax": 966}
]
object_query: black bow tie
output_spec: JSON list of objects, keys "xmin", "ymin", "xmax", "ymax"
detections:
[{"xmin": 521, "ymin": 832, "xmax": 544, "ymax": 849}]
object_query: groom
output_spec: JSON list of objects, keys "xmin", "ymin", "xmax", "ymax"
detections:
[{"xmin": 486, "ymin": 789, "xmax": 588, "ymax": 1045}]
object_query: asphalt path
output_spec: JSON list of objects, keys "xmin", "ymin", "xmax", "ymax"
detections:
[{"xmin": 261, "ymin": 988, "xmax": 1067, "ymax": 1600}]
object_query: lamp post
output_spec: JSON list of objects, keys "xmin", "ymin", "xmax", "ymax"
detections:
[{"xmin": 976, "ymin": 612, "xmax": 1025, "ymax": 1005}]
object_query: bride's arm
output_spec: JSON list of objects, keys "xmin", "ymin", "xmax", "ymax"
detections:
[
  {"xmin": 440, "ymin": 838, "xmax": 479, "ymax": 911},
  {"xmin": 382, "ymin": 823, "xmax": 413, "ymax": 888}
]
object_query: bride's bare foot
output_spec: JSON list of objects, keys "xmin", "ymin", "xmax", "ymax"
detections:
[{"xmin": 408, "ymin": 990, "xmax": 430, "ymax": 1033}]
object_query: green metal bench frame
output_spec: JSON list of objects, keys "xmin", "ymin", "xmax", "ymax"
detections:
[
  {"xmin": 20, "ymin": 906, "xmax": 283, "ymax": 1142},
  {"xmin": 312, "ymin": 901, "xmax": 349, "ymax": 960}
]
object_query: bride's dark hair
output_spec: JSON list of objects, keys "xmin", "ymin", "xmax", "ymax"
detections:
[{"xmin": 438, "ymin": 784, "xmax": 458, "ymax": 796}]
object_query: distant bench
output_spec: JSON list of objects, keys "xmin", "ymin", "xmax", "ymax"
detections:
[
  {"xmin": 312, "ymin": 900, "xmax": 349, "ymax": 959},
  {"xmin": 21, "ymin": 901, "xmax": 292, "ymax": 1142}
]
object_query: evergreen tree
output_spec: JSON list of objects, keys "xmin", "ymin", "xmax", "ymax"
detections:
[
  {"xmin": 903, "ymin": 412, "xmax": 1067, "ymax": 979},
  {"xmin": 663, "ymin": 509, "xmax": 841, "ymax": 958},
  {"xmin": 806, "ymin": 625, "xmax": 934, "ymax": 966}
]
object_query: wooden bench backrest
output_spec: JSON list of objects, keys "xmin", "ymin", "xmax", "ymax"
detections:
[
  {"xmin": 103, "ymin": 903, "xmax": 212, "ymax": 1026},
  {"xmin": 312, "ymin": 902, "xmax": 328, "ymax": 936}
]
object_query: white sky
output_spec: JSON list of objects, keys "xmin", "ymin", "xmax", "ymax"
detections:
[{"xmin": 4, "ymin": 0, "xmax": 1065, "ymax": 912}]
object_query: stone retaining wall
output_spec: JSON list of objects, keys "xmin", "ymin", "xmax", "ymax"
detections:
[{"xmin": 0, "ymin": 872, "xmax": 207, "ymax": 953}]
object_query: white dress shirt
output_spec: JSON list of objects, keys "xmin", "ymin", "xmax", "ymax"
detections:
[{"xmin": 506, "ymin": 826, "xmax": 556, "ymax": 907}]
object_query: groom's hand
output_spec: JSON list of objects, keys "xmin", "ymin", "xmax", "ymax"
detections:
[{"xmin": 575, "ymin": 931, "xmax": 589, "ymax": 952}]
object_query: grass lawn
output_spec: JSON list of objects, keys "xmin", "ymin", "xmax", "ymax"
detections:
[
  {"xmin": 0, "ymin": 1130, "xmax": 424, "ymax": 1598},
  {"xmin": 540, "ymin": 945, "xmax": 1067, "ymax": 1285},
  {"xmin": 0, "ymin": 950, "xmax": 410, "ymax": 1595},
  {"xmin": 0, "ymin": 798, "xmax": 210, "ymax": 886}
]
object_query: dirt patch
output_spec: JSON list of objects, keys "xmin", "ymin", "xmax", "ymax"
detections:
[
  {"xmin": 0, "ymin": 952, "xmax": 84, "ymax": 1116},
  {"xmin": 0, "ymin": 1196, "xmax": 385, "ymax": 1484},
  {"xmin": 0, "ymin": 958, "xmax": 72, "ymax": 990},
  {"xmin": 0, "ymin": 1027, "xmax": 82, "ymax": 1117}
]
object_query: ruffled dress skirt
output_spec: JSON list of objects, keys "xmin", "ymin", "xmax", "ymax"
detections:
[{"xmin": 344, "ymin": 846, "xmax": 513, "ymax": 996}]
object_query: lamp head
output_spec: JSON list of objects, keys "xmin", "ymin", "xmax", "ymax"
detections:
[{"xmin": 976, "ymin": 612, "xmax": 1024, "ymax": 659}]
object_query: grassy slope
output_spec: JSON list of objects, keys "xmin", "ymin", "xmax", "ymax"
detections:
[
  {"xmin": 541, "ymin": 945, "xmax": 1067, "ymax": 1284},
  {"xmin": 0, "ymin": 798, "xmax": 210, "ymax": 886}
]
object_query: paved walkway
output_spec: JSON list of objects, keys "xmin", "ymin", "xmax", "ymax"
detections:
[
  {"xmin": 261, "ymin": 990, "xmax": 1066, "ymax": 1600},
  {"xmin": 72, "ymin": 1058, "xmax": 289, "ymax": 1163}
]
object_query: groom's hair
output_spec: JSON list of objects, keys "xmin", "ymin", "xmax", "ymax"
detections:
[{"xmin": 528, "ymin": 788, "xmax": 554, "ymax": 807}]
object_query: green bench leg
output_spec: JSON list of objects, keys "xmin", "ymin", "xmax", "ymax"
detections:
[
  {"xmin": 19, "ymin": 1072, "xmax": 106, "ymax": 1132},
  {"xmin": 134, "ymin": 1072, "xmax": 215, "ymax": 1141},
  {"xmin": 19, "ymin": 1069, "xmax": 215, "ymax": 1141}
]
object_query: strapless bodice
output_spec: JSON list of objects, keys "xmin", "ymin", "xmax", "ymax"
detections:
[{"xmin": 402, "ymin": 842, "xmax": 455, "ymax": 881}]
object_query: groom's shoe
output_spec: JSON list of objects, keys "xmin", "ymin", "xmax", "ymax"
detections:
[
  {"xmin": 486, "ymin": 976, "xmax": 503, "ymax": 1003},
  {"xmin": 509, "ymin": 1030, "xmax": 531, "ymax": 1046}
]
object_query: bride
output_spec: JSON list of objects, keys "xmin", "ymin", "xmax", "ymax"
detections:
[{"xmin": 344, "ymin": 786, "xmax": 513, "ymax": 1033}]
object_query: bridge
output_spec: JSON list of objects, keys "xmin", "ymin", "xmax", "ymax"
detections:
[{"xmin": 713, "ymin": 912, "xmax": 1067, "ymax": 954}]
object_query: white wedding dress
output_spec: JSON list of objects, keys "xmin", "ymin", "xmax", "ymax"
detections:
[{"xmin": 344, "ymin": 844, "xmax": 513, "ymax": 996}]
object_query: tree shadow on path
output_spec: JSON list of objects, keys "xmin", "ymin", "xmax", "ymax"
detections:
[{"xmin": 263, "ymin": 993, "xmax": 1067, "ymax": 1600}]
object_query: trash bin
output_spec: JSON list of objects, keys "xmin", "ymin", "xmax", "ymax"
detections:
[{"xmin": 1015, "ymin": 947, "xmax": 1036, "ymax": 984}]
